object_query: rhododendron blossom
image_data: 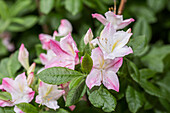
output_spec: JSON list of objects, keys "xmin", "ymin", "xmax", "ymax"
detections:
[
  {"xmin": 0, "ymin": 73, "xmax": 34, "ymax": 113},
  {"xmin": 86, "ymin": 47, "xmax": 123, "ymax": 92},
  {"xmin": 92, "ymin": 11, "xmax": 134, "ymax": 30},
  {"xmin": 46, "ymin": 33, "xmax": 79, "ymax": 70},
  {"xmin": 35, "ymin": 81, "xmax": 65, "ymax": 110},
  {"xmin": 92, "ymin": 23, "xmax": 133, "ymax": 59}
]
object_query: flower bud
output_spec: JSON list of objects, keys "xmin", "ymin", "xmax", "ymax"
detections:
[
  {"xmin": 84, "ymin": 28, "xmax": 93, "ymax": 45},
  {"xmin": 18, "ymin": 44, "xmax": 29, "ymax": 70},
  {"xmin": 27, "ymin": 62, "xmax": 36, "ymax": 75},
  {"xmin": 27, "ymin": 72, "xmax": 34, "ymax": 86}
]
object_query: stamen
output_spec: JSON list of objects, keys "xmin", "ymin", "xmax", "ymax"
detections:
[{"xmin": 114, "ymin": 0, "xmax": 116, "ymax": 14}]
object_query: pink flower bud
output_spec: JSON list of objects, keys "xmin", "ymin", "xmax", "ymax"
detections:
[
  {"xmin": 84, "ymin": 28, "xmax": 93, "ymax": 45},
  {"xmin": 18, "ymin": 44, "xmax": 29, "ymax": 70},
  {"xmin": 27, "ymin": 62, "xmax": 36, "ymax": 75},
  {"xmin": 27, "ymin": 72, "xmax": 34, "ymax": 86}
]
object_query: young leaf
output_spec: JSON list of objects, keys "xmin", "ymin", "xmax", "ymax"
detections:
[
  {"xmin": 0, "ymin": 92, "xmax": 12, "ymax": 101},
  {"xmin": 126, "ymin": 86, "xmax": 144, "ymax": 113},
  {"xmin": 40, "ymin": 0, "xmax": 55, "ymax": 14},
  {"xmin": 64, "ymin": 0, "xmax": 83, "ymax": 15},
  {"xmin": 128, "ymin": 35, "xmax": 147, "ymax": 56},
  {"xmin": 7, "ymin": 51, "xmax": 21, "ymax": 76},
  {"xmin": 89, "ymin": 87, "xmax": 117, "ymax": 112},
  {"xmin": 16, "ymin": 103, "xmax": 38, "ymax": 113},
  {"xmin": 66, "ymin": 79, "xmax": 86, "ymax": 106},
  {"xmin": 0, "ymin": 58, "xmax": 11, "ymax": 80},
  {"xmin": 38, "ymin": 67, "xmax": 84, "ymax": 85},
  {"xmin": 69, "ymin": 76, "xmax": 84, "ymax": 89},
  {"xmin": 81, "ymin": 53, "xmax": 93, "ymax": 74}
]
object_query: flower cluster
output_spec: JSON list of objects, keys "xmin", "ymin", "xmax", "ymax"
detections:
[{"xmin": 0, "ymin": 11, "xmax": 134, "ymax": 112}]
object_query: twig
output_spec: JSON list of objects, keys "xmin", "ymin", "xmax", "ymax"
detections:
[
  {"xmin": 118, "ymin": 0, "xmax": 127, "ymax": 15},
  {"xmin": 36, "ymin": 0, "xmax": 50, "ymax": 34},
  {"xmin": 114, "ymin": 0, "xmax": 116, "ymax": 14}
]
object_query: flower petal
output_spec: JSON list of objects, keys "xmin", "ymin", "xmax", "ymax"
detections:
[
  {"xmin": 103, "ymin": 71, "xmax": 119, "ymax": 92},
  {"xmin": 18, "ymin": 44, "xmax": 29, "ymax": 70},
  {"xmin": 39, "ymin": 34, "xmax": 52, "ymax": 50},
  {"xmin": 92, "ymin": 13, "xmax": 107, "ymax": 25},
  {"xmin": 104, "ymin": 57, "xmax": 123, "ymax": 72},
  {"xmin": 0, "ymin": 100, "xmax": 13, "ymax": 107},
  {"xmin": 14, "ymin": 106, "xmax": 25, "ymax": 113},
  {"xmin": 60, "ymin": 33, "xmax": 78, "ymax": 56},
  {"xmin": 57, "ymin": 19, "xmax": 72, "ymax": 36},
  {"xmin": 117, "ymin": 18, "xmax": 135, "ymax": 29},
  {"xmin": 86, "ymin": 69, "xmax": 102, "ymax": 89}
]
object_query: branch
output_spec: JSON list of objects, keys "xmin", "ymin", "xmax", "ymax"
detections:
[{"xmin": 118, "ymin": 0, "xmax": 127, "ymax": 15}]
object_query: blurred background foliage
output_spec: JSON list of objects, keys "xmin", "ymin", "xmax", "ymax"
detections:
[{"xmin": 0, "ymin": 0, "xmax": 170, "ymax": 113}]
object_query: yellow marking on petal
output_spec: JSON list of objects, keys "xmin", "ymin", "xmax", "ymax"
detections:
[
  {"xmin": 44, "ymin": 86, "xmax": 53, "ymax": 97},
  {"xmin": 47, "ymin": 97, "xmax": 53, "ymax": 101},
  {"xmin": 111, "ymin": 40, "xmax": 119, "ymax": 52},
  {"xmin": 68, "ymin": 45, "xmax": 75, "ymax": 55}
]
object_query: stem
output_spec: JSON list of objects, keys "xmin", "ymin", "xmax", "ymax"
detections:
[
  {"xmin": 36, "ymin": 0, "xmax": 50, "ymax": 34},
  {"xmin": 118, "ymin": 0, "xmax": 127, "ymax": 15}
]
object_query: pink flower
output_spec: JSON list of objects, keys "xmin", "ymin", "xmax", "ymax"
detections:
[
  {"xmin": 56, "ymin": 19, "xmax": 72, "ymax": 36},
  {"xmin": 18, "ymin": 44, "xmax": 29, "ymax": 70},
  {"xmin": 39, "ymin": 31, "xmax": 57, "ymax": 50},
  {"xmin": 0, "ymin": 73, "xmax": 35, "ymax": 107},
  {"xmin": 91, "ymin": 23, "xmax": 133, "ymax": 59},
  {"xmin": 35, "ymin": 81, "xmax": 65, "ymax": 110},
  {"xmin": 46, "ymin": 33, "xmax": 79, "ymax": 70},
  {"xmin": 27, "ymin": 72, "xmax": 34, "ymax": 86},
  {"xmin": 86, "ymin": 47, "xmax": 123, "ymax": 92},
  {"xmin": 92, "ymin": 11, "xmax": 134, "ymax": 30}
]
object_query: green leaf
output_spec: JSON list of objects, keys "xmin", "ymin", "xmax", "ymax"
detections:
[
  {"xmin": 7, "ymin": 51, "xmax": 21, "ymax": 76},
  {"xmin": 2, "ymin": 108, "xmax": 15, "ymax": 113},
  {"xmin": 126, "ymin": 86, "xmax": 144, "ymax": 113},
  {"xmin": 133, "ymin": 18, "xmax": 152, "ymax": 43},
  {"xmin": 69, "ymin": 76, "xmax": 84, "ymax": 89},
  {"xmin": 130, "ymin": 5, "xmax": 157, "ymax": 23},
  {"xmin": 141, "ymin": 45, "xmax": 170, "ymax": 72},
  {"xmin": 8, "ymin": 16, "xmax": 38, "ymax": 32},
  {"xmin": 0, "ymin": 92, "xmax": 12, "ymax": 101},
  {"xmin": 129, "ymin": 35, "xmax": 147, "ymax": 56},
  {"xmin": 0, "ymin": 58, "xmax": 11, "ymax": 81},
  {"xmin": 89, "ymin": 87, "xmax": 117, "ymax": 112},
  {"xmin": 126, "ymin": 59, "xmax": 140, "ymax": 83},
  {"xmin": 40, "ymin": 0, "xmax": 55, "ymax": 14},
  {"xmin": 66, "ymin": 79, "xmax": 86, "ymax": 106},
  {"xmin": 10, "ymin": 0, "xmax": 31, "ymax": 17},
  {"xmin": 57, "ymin": 108, "xmax": 70, "ymax": 113},
  {"xmin": 0, "ymin": 0, "xmax": 9, "ymax": 20},
  {"xmin": 139, "ymin": 79, "xmax": 164, "ymax": 98},
  {"xmin": 139, "ymin": 69, "xmax": 156, "ymax": 80},
  {"xmin": 38, "ymin": 67, "xmax": 84, "ymax": 85},
  {"xmin": 81, "ymin": 53, "xmax": 93, "ymax": 74},
  {"xmin": 159, "ymin": 98, "xmax": 170, "ymax": 112},
  {"xmin": 65, "ymin": 0, "xmax": 83, "ymax": 15},
  {"xmin": 147, "ymin": 0, "xmax": 166, "ymax": 13},
  {"xmin": 16, "ymin": 103, "xmax": 38, "ymax": 113}
]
